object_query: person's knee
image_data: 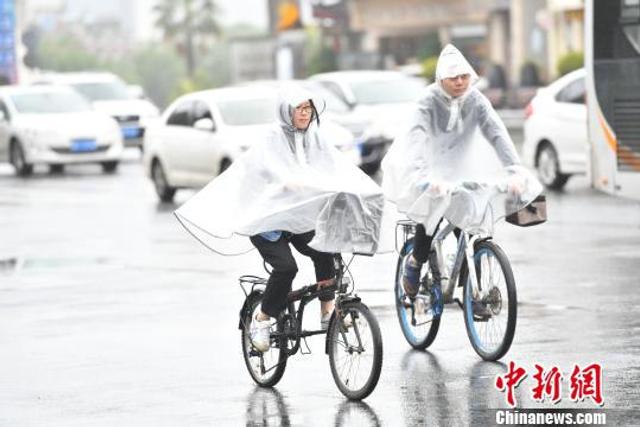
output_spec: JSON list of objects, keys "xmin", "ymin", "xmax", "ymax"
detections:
[{"xmin": 273, "ymin": 260, "xmax": 298, "ymax": 279}]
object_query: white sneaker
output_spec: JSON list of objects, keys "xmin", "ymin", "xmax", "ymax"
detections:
[{"xmin": 250, "ymin": 314, "xmax": 271, "ymax": 352}]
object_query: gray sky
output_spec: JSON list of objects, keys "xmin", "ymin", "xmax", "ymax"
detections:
[
  {"xmin": 26, "ymin": 0, "xmax": 270, "ymax": 40},
  {"xmin": 219, "ymin": 0, "xmax": 269, "ymax": 29}
]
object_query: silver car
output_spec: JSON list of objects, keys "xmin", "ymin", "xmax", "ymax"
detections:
[{"xmin": 309, "ymin": 70, "xmax": 427, "ymax": 173}]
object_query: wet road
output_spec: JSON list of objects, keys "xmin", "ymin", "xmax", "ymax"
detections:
[{"xmin": 1, "ymin": 149, "xmax": 640, "ymax": 426}]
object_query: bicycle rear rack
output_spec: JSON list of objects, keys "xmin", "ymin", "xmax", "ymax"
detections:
[{"xmin": 238, "ymin": 275, "xmax": 267, "ymax": 297}]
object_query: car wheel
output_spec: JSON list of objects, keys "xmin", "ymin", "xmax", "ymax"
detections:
[
  {"xmin": 152, "ymin": 160, "xmax": 176, "ymax": 203},
  {"xmin": 9, "ymin": 140, "xmax": 33, "ymax": 177},
  {"xmin": 536, "ymin": 143, "xmax": 570, "ymax": 190},
  {"xmin": 101, "ymin": 161, "xmax": 119, "ymax": 174},
  {"xmin": 49, "ymin": 164, "xmax": 65, "ymax": 174}
]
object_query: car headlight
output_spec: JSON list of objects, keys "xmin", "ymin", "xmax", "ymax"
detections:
[
  {"xmin": 22, "ymin": 128, "xmax": 61, "ymax": 147},
  {"xmin": 139, "ymin": 112, "xmax": 160, "ymax": 128}
]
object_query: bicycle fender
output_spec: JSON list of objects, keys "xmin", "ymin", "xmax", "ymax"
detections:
[
  {"xmin": 473, "ymin": 236, "xmax": 493, "ymax": 250},
  {"xmin": 238, "ymin": 290, "xmax": 264, "ymax": 330},
  {"xmin": 324, "ymin": 296, "xmax": 362, "ymax": 354}
]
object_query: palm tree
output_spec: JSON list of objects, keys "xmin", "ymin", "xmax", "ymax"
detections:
[{"xmin": 154, "ymin": 0, "xmax": 222, "ymax": 77}]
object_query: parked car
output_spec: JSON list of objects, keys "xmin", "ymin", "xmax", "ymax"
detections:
[
  {"xmin": 143, "ymin": 86, "xmax": 359, "ymax": 202},
  {"xmin": 31, "ymin": 72, "xmax": 159, "ymax": 150},
  {"xmin": 523, "ymin": 68, "xmax": 586, "ymax": 189},
  {"xmin": 0, "ymin": 85, "xmax": 123, "ymax": 176},
  {"xmin": 237, "ymin": 79, "xmax": 373, "ymax": 172},
  {"xmin": 309, "ymin": 70, "xmax": 427, "ymax": 173}
]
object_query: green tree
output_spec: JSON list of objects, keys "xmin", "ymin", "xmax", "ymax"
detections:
[
  {"xmin": 557, "ymin": 51, "xmax": 584, "ymax": 76},
  {"xmin": 34, "ymin": 34, "xmax": 100, "ymax": 71},
  {"xmin": 129, "ymin": 45, "xmax": 187, "ymax": 108},
  {"xmin": 153, "ymin": 0, "xmax": 222, "ymax": 77},
  {"xmin": 421, "ymin": 56, "xmax": 438, "ymax": 82},
  {"xmin": 305, "ymin": 26, "xmax": 337, "ymax": 76}
]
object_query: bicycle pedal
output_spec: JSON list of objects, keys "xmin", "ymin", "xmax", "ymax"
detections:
[
  {"xmin": 472, "ymin": 314, "xmax": 491, "ymax": 322},
  {"xmin": 401, "ymin": 299, "xmax": 414, "ymax": 308}
]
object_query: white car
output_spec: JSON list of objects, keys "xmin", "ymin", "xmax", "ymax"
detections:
[
  {"xmin": 309, "ymin": 70, "xmax": 427, "ymax": 173},
  {"xmin": 144, "ymin": 86, "xmax": 359, "ymax": 202},
  {"xmin": 31, "ymin": 72, "xmax": 159, "ymax": 149},
  {"xmin": 0, "ymin": 85, "xmax": 123, "ymax": 176},
  {"xmin": 523, "ymin": 68, "xmax": 587, "ymax": 189}
]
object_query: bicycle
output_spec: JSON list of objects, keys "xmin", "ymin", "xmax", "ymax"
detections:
[
  {"xmin": 238, "ymin": 254, "xmax": 383, "ymax": 400},
  {"xmin": 394, "ymin": 217, "xmax": 517, "ymax": 361}
]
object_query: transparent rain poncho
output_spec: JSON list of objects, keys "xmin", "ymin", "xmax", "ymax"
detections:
[
  {"xmin": 381, "ymin": 45, "xmax": 542, "ymax": 236},
  {"xmin": 175, "ymin": 85, "xmax": 385, "ymax": 255}
]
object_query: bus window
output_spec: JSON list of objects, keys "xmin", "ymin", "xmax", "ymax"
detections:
[{"xmin": 594, "ymin": 0, "xmax": 640, "ymax": 59}]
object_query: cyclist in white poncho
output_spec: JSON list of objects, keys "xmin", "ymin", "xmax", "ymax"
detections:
[
  {"xmin": 175, "ymin": 85, "xmax": 384, "ymax": 351},
  {"xmin": 381, "ymin": 44, "xmax": 542, "ymax": 317}
]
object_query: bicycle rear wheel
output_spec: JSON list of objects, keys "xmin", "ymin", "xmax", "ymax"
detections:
[
  {"xmin": 328, "ymin": 301, "xmax": 383, "ymax": 400},
  {"xmin": 240, "ymin": 294, "xmax": 288, "ymax": 387},
  {"xmin": 395, "ymin": 241, "xmax": 440, "ymax": 350},
  {"xmin": 461, "ymin": 240, "xmax": 517, "ymax": 361}
]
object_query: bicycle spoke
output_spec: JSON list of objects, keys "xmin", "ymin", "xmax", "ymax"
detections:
[
  {"xmin": 332, "ymin": 308, "xmax": 375, "ymax": 392},
  {"xmin": 468, "ymin": 245, "xmax": 516, "ymax": 357}
]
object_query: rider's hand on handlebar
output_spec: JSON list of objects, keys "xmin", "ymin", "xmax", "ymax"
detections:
[
  {"xmin": 507, "ymin": 176, "xmax": 525, "ymax": 196},
  {"xmin": 426, "ymin": 180, "xmax": 451, "ymax": 197}
]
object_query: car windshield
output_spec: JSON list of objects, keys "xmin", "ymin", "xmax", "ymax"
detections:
[
  {"xmin": 71, "ymin": 81, "xmax": 131, "ymax": 101},
  {"xmin": 304, "ymin": 84, "xmax": 349, "ymax": 113},
  {"xmin": 10, "ymin": 91, "xmax": 93, "ymax": 113},
  {"xmin": 348, "ymin": 78, "xmax": 425, "ymax": 104},
  {"xmin": 217, "ymin": 98, "xmax": 276, "ymax": 126}
]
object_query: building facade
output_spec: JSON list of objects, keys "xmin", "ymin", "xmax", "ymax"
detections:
[{"xmin": 342, "ymin": 0, "xmax": 584, "ymax": 86}]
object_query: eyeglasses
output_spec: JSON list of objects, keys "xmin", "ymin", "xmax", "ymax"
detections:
[
  {"xmin": 446, "ymin": 74, "xmax": 471, "ymax": 82},
  {"xmin": 295, "ymin": 105, "xmax": 313, "ymax": 114}
]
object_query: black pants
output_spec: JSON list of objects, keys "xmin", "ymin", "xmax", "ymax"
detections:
[
  {"xmin": 250, "ymin": 231, "xmax": 336, "ymax": 318},
  {"xmin": 412, "ymin": 221, "xmax": 461, "ymax": 265}
]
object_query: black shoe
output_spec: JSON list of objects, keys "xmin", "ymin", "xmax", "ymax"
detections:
[{"xmin": 471, "ymin": 300, "xmax": 492, "ymax": 320}]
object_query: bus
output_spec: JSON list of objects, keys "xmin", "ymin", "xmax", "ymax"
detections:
[{"xmin": 585, "ymin": 0, "xmax": 640, "ymax": 199}]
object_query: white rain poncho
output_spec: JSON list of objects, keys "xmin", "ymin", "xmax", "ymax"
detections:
[
  {"xmin": 381, "ymin": 44, "xmax": 542, "ymax": 236},
  {"xmin": 175, "ymin": 85, "xmax": 384, "ymax": 255}
]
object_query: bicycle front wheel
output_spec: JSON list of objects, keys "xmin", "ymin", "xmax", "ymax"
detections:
[
  {"xmin": 461, "ymin": 240, "xmax": 517, "ymax": 361},
  {"xmin": 240, "ymin": 294, "xmax": 288, "ymax": 387},
  {"xmin": 328, "ymin": 302, "xmax": 383, "ymax": 400},
  {"xmin": 395, "ymin": 241, "xmax": 440, "ymax": 350}
]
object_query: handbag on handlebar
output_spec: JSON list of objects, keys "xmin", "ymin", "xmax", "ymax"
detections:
[{"xmin": 505, "ymin": 194, "xmax": 547, "ymax": 227}]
